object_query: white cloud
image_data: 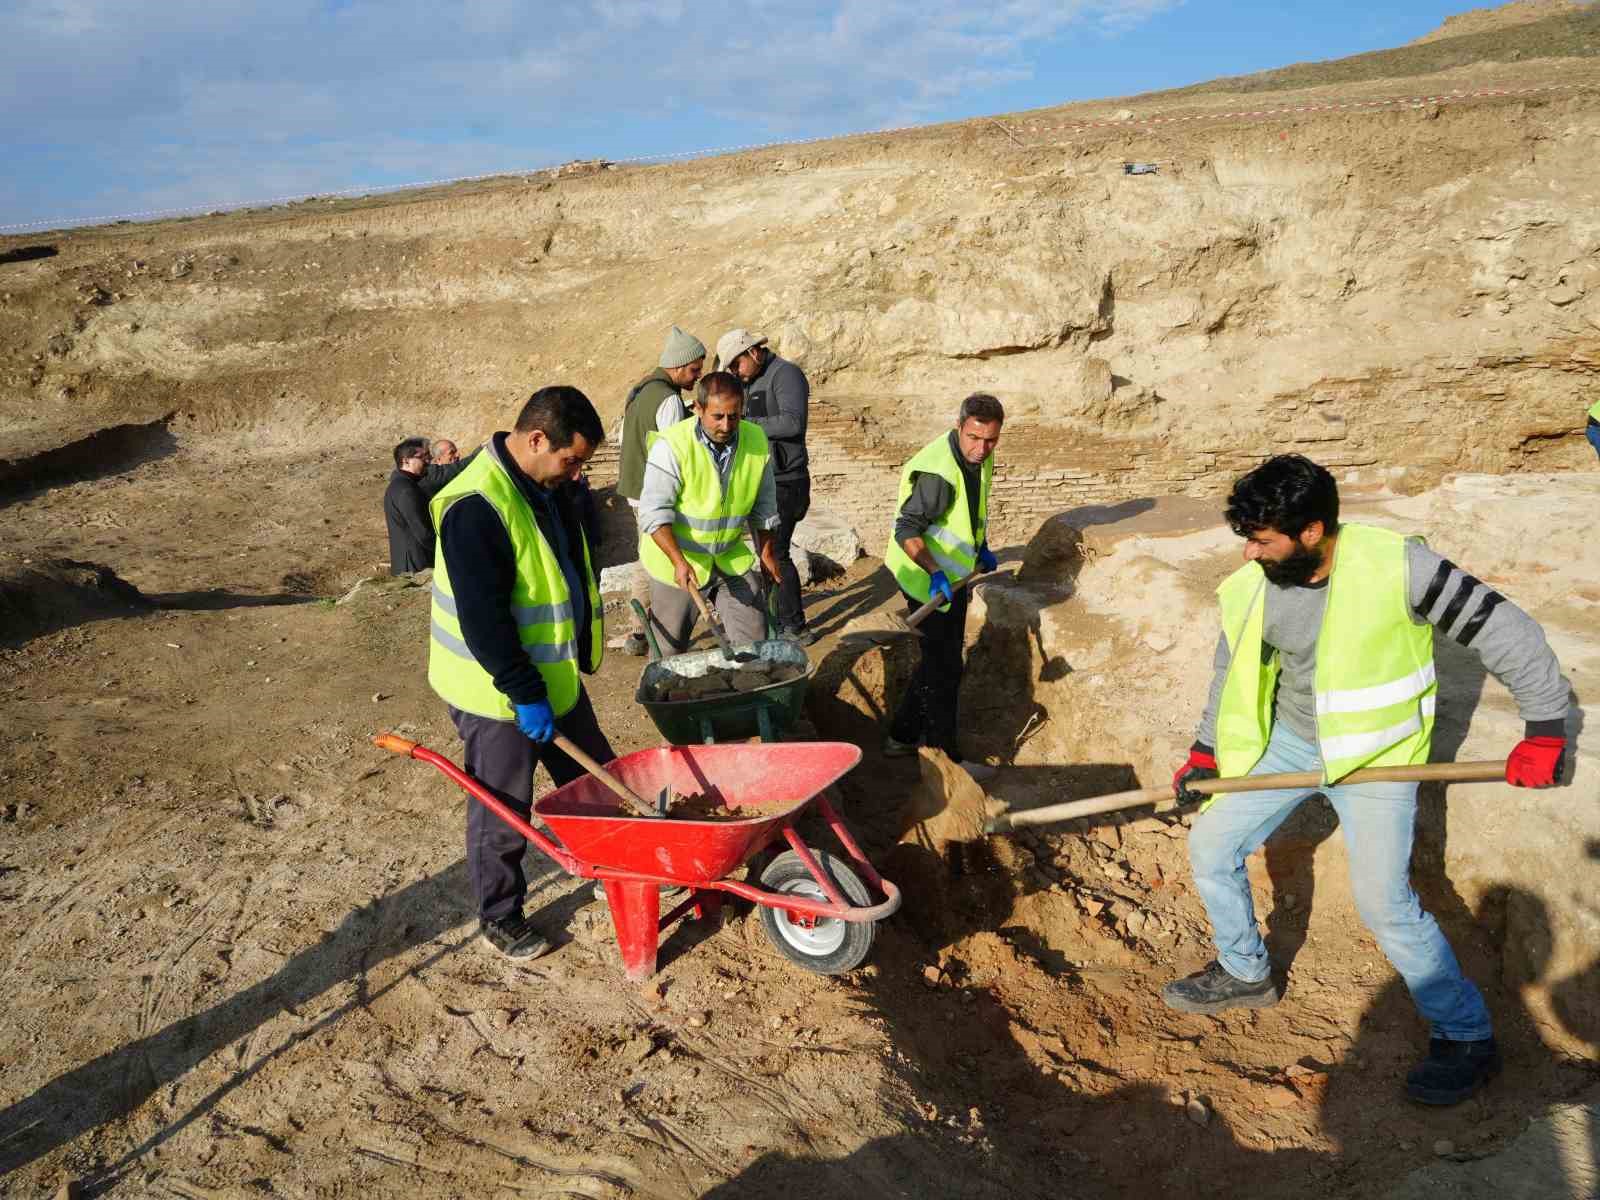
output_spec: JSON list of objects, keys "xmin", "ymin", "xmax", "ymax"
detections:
[{"xmin": 0, "ymin": 0, "xmax": 1179, "ymax": 225}]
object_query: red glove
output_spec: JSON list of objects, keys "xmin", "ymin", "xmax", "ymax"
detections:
[
  {"xmin": 1506, "ymin": 737, "xmax": 1566, "ymax": 788},
  {"xmin": 1173, "ymin": 746, "xmax": 1219, "ymax": 803}
]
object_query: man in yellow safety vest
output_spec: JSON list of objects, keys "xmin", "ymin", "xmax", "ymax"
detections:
[
  {"xmin": 1164, "ymin": 454, "xmax": 1569, "ymax": 1106},
  {"xmin": 429, "ymin": 385, "xmax": 612, "ymax": 961},
  {"xmin": 881, "ymin": 393, "xmax": 1005, "ymax": 783},
  {"xmin": 636, "ymin": 370, "xmax": 782, "ymax": 655}
]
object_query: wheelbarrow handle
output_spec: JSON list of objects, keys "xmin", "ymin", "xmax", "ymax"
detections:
[
  {"xmin": 372, "ymin": 733, "xmax": 581, "ymax": 873},
  {"xmin": 629, "ymin": 598, "xmax": 664, "ymax": 661},
  {"xmin": 374, "ymin": 733, "xmax": 419, "ymax": 756}
]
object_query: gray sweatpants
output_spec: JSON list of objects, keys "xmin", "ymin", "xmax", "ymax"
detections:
[{"xmin": 649, "ymin": 568, "xmax": 768, "ymax": 656}]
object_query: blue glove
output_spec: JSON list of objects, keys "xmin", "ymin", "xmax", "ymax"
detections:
[
  {"xmin": 513, "ymin": 700, "xmax": 555, "ymax": 743},
  {"xmin": 928, "ymin": 570, "xmax": 954, "ymax": 606},
  {"xmin": 976, "ymin": 543, "xmax": 998, "ymax": 573}
]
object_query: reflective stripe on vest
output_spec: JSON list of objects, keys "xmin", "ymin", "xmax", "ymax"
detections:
[
  {"xmin": 1214, "ymin": 523, "xmax": 1435, "ymax": 786},
  {"xmin": 426, "ymin": 440, "xmax": 603, "ymax": 720},
  {"xmin": 882, "ymin": 433, "xmax": 992, "ymax": 610},
  {"xmin": 638, "ymin": 418, "xmax": 769, "ymax": 588}
]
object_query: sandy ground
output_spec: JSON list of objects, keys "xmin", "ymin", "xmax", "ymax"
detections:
[{"xmin": 2, "ymin": 429, "xmax": 1597, "ymax": 1199}]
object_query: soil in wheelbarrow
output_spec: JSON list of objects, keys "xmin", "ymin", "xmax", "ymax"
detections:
[
  {"xmin": 663, "ymin": 789, "xmax": 755, "ymax": 820},
  {"xmin": 641, "ymin": 658, "xmax": 807, "ymax": 703}
]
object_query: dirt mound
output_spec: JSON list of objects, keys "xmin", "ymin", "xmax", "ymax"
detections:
[
  {"xmin": 0, "ymin": 556, "xmax": 151, "ymax": 643},
  {"xmin": 1413, "ymin": 0, "xmax": 1590, "ymax": 46}
]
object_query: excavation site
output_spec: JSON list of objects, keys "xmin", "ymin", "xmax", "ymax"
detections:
[{"xmin": 2, "ymin": 4, "xmax": 1598, "ymax": 1197}]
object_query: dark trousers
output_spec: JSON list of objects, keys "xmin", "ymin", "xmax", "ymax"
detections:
[
  {"xmin": 770, "ymin": 476, "xmax": 811, "ymax": 633},
  {"xmin": 888, "ymin": 587, "xmax": 969, "ymax": 759},
  {"xmin": 1587, "ymin": 420, "xmax": 1600, "ymax": 462},
  {"xmin": 449, "ymin": 688, "xmax": 615, "ymax": 923}
]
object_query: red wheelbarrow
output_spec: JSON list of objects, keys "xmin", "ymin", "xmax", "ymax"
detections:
[{"xmin": 375, "ymin": 735, "xmax": 901, "ymax": 980}]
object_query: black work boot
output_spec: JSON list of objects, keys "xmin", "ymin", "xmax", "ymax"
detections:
[
  {"xmin": 479, "ymin": 912, "xmax": 552, "ymax": 960},
  {"xmin": 1161, "ymin": 959, "xmax": 1280, "ymax": 1015},
  {"xmin": 1405, "ymin": 1037, "xmax": 1501, "ymax": 1105}
]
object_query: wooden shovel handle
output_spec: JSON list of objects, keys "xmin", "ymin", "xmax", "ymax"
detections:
[
  {"xmin": 986, "ymin": 760, "xmax": 1508, "ymax": 833},
  {"xmin": 905, "ymin": 570, "xmax": 1006, "ymax": 629},
  {"xmin": 688, "ymin": 582, "xmax": 718, "ymax": 625},
  {"xmin": 552, "ymin": 735, "xmax": 659, "ymax": 818}
]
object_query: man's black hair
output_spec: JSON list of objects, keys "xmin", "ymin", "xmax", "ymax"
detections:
[
  {"xmin": 392, "ymin": 437, "xmax": 428, "ymax": 469},
  {"xmin": 695, "ymin": 370, "xmax": 745, "ymax": 405},
  {"xmin": 1225, "ymin": 454, "xmax": 1341, "ymax": 539},
  {"xmin": 959, "ymin": 392, "xmax": 1005, "ymax": 426},
  {"xmin": 514, "ymin": 385, "xmax": 604, "ymax": 449}
]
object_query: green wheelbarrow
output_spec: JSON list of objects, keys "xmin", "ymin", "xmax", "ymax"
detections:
[{"xmin": 632, "ymin": 600, "xmax": 814, "ymax": 743}]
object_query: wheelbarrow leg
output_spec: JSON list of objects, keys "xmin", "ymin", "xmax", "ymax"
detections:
[{"xmin": 602, "ymin": 880, "xmax": 662, "ymax": 981}]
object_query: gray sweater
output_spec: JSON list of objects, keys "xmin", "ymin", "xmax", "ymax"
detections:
[{"xmin": 1196, "ymin": 538, "xmax": 1568, "ymax": 750}]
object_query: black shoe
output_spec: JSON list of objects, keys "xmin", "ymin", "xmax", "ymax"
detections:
[
  {"xmin": 479, "ymin": 912, "xmax": 552, "ymax": 960},
  {"xmin": 1405, "ymin": 1037, "xmax": 1501, "ymax": 1105},
  {"xmin": 1161, "ymin": 959, "xmax": 1280, "ymax": 1015},
  {"xmin": 882, "ymin": 734, "xmax": 920, "ymax": 758}
]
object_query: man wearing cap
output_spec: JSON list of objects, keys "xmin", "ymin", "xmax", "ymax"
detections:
[
  {"xmin": 637, "ymin": 370, "xmax": 782, "ymax": 655},
  {"xmin": 617, "ymin": 326, "xmax": 707, "ymax": 656},
  {"xmin": 719, "ymin": 328, "xmax": 814, "ymax": 645}
]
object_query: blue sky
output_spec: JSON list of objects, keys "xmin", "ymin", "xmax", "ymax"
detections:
[{"xmin": 1, "ymin": 1, "xmax": 1477, "ymax": 230}]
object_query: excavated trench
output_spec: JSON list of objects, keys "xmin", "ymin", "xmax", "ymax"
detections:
[{"xmin": 0, "ymin": 414, "xmax": 177, "ymax": 505}]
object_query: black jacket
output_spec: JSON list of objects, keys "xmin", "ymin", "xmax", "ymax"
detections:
[
  {"xmin": 745, "ymin": 353, "xmax": 810, "ymax": 482},
  {"xmin": 384, "ymin": 470, "xmax": 435, "ymax": 574},
  {"xmin": 438, "ymin": 434, "xmax": 602, "ymax": 707}
]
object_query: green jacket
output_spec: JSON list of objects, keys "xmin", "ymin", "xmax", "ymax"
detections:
[{"xmin": 618, "ymin": 370, "xmax": 682, "ymax": 501}]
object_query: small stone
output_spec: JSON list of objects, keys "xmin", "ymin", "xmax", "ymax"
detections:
[
  {"xmin": 372, "ymin": 692, "xmax": 389, "ymax": 702},
  {"xmin": 768, "ymin": 1014, "xmax": 783, "ymax": 1031},
  {"xmin": 922, "ymin": 965, "xmax": 942, "ymax": 988},
  {"xmin": 245, "ymin": 659, "xmax": 257, "ymax": 668},
  {"xmin": 1398, "ymin": 1140, "xmax": 1415, "ymax": 1151},
  {"xmin": 1185, "ymin": 1099, "xmax": 1210, "ymax": 1126},
  {"xmin": 686, "ymin": 1013, "xmax": 706, "ymax": 1029},
  {"xmin": 1433, "ymin": 1139, "xmax": 1454, "ymax": 1157}
]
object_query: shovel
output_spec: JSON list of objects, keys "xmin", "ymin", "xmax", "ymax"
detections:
[
  {"xmin": 983, "ymin": 759, "xmax": 1508, "ymax": 834},
  {"xmin": 691, "ymin": 580, "xmax": 757, "ymax": 663},
  {"xmin": 551, "ymin": 734, "xmax": 669, "ymax": 818},
  {"xmin": 843, "ymin": 570, "xmax": 1009, "ymax": 645}
]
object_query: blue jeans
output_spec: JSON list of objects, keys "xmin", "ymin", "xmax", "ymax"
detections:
[
  {"xmin": 1586, "ymin": 420, "xmax": 1600, "ymax": 463},
  {"xmin": 1188, "ymin": 724, "xmax": 1492, "ymax": 1040}
]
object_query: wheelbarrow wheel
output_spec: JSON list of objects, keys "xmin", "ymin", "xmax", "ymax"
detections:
[{"xmin": 757, "ymin": 849, "xmax": 875, "ymax": 975}]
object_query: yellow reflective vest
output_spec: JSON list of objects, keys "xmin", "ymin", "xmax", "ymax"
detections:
[
  {"xmin": 883, "ymin": 433, "xmax": 992, "ymax": 610},
  {"xmin": 427, "ymin": 441, "xmax": 603, "ymax": 720},
  {"xmin": 1215, "ymin": 522, "xmax": 1435, "ymax": 785},
  {"xmin": 638, "ymin": 418, "xmax": 769, "ymax": 588},
  {"xmin": 1588, "ymin": 397, "xmax": 1600, "ymax": 421}
]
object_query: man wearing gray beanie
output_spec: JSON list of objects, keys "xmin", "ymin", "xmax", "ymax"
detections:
[{"xmin": 617, "ymin": 325, "xmax": 706, "ymax": 655}]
